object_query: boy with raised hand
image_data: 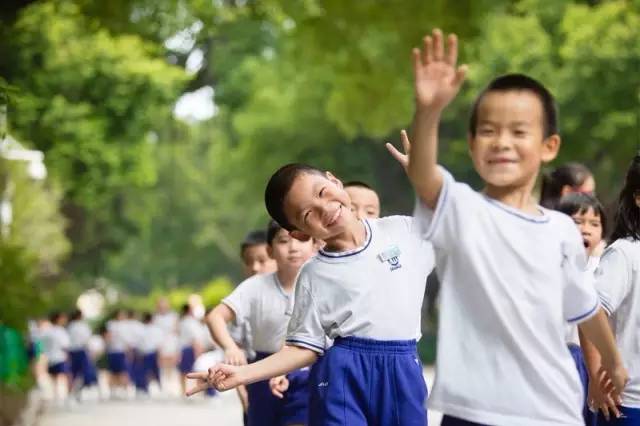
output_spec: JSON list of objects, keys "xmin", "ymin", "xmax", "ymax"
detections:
[
  {"xmin": 405, "ymin": 28, "xmax": 627, "ymax": 425},
  {"xmin": 188, "ymin": 164, "xmax": 435, "ymax": 425}
]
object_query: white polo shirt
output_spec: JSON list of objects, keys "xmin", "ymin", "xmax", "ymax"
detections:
[
  {"xmin": 594, "ymin": 238, "xmax": 640, "ymax": 408},
  {"xmin": 286, "ymin": 216, "xmax": 434, "ymax": 354},
  {"xmin": 68, "ymin": 320, "xmax": 92, "ymax": 351},
  {"xmin": 106, "ymin": 320, "xmax": 129, "ymax": 353},
  {"xmin": 414, "ymin": 167, "xmax": 599, "ymax": 426},
  {"xmin": 41, "ymin": 325, "xmax": 70, "ymax": 365},
  {"xmin": 138, "ymin": 323, "xmax": 164, "ymax": 354},
  {"xmin": 178, "ymin": 316, "xmax": 204, "ymax": 348},
  {"xmin": 223, "ymin": 272, "xmax": 295, "ymax": 354}
]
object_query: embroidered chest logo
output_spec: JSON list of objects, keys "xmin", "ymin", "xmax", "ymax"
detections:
[{"xmin": 377, "ymin": 245, "xmax": 402, "ymax": 271}]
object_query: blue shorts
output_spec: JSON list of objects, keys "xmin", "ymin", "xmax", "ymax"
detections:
[
  {"xmin": 247, "ymin": 351, "xmax": 310, "ymax": 426},
  {"xmin": 568, "ymin": 344, "xmax": 598, "ymax": 426},
  {"xmin": 309, "ymin": 336, "xmax": 427, "ymax": 426},
  {"xmin": 48, "ymin": 361, "xmax": 70, "ymax": 376},
  {"xmin": 107, "ymin": 351, "xmax": 128, "ymax": 374},
  {"xmin": 179, "ymin": 346, "xmax": 195, "ymax": 374},
  {"xmin": 69, "ymin": 349, "xmax": 98, "ymax": 386},
  {"xmin": 597, "ymin": 406, "xmax": 640, "ymax": 425}
]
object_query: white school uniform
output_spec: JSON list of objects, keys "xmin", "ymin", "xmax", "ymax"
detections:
[
  {"xmin": 594, "ymin": 238, "xmax": 640, "ymax": 408},
  {"xmin": 223, "ymin": 272, "xmax": 296, "ymax": 354},
  {"xmin": 138, "ymin": 323, "xmax": 164, "ymax": 355},
  {"xmin": 153, "ymin": 311, "xmax": 179, "ymax": 356},
  {"xmin": 106, "ymin": 320, "xmax": 129, "ymax": 353},
  {"xmin": 286, "ymin": 216, "xmax": 434, "ymax": 354},
  {"xmin": 413, "ymin": 167, "xmax": 599, "ymax": 426},
  {"xmin": 565, "ymin": 255, "xmax": 601, "ymax": 345},
  {"xmin": 68, "ymin": 319, "xmax": 92, "ymax": 350},
  {"xmin": 41, "ymin": 325, "xmax": 70, "ymax": 365},
  {"xmin": 178, "ymin": 316, "xmax": 203, "ymax": 348}
]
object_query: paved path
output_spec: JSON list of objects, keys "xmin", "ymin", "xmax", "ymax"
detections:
[{"xmin": 38, "ymin": 369, "xmax": 442, "ymax": 426}]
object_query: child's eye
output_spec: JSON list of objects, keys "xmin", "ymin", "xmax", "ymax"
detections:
[
  {"xmin": 319, "ymin": 188, "xmax": 325, "ymax": 197},
  {"xmin": 303, "ymin": 211, "xmax": 311, "ymax": 223},
  {"xmin": 514, "ymin": 130, "xmax": 526, "ymax": 137}
]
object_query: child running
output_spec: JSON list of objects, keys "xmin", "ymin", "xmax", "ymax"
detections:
[
  {"xmin": 189, "ymin": 165, "xmax": 435, "ymax": 425},
  {"xmin": 40, "ymin": 312, "xmax": 71, "ymax": 404},
  {"xmin": 404, "ymin": 28, "xmax": 627, "ymax": 426},
  {"xmin": 67, "ymin": 309, "xmax": 98, "ymax": 399},
  {"xmin": 204, "ymin": 220, "xmax": 316, "ymax": 426},
  {"xmin": 583, "ymin": 154, "xmax": 640, "ymax": 425}
]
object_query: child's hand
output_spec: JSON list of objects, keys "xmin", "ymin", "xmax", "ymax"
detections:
[
  {"xmin": 589, "ymin": 366, "xmax": 624, "ymax": 421},
  {"xmin": 208, "ymin": 363, "xmax": 245, "ymax": 392},
  {"xmin": 184, "ymin": 371, "xmax": 210, "ymax": 397},
  {"xmin": 413, "ymin": 29, "xmax": 467, "ymax": 111},
  {"xmin": 386, "ymin": 130, "xmax": 411, "ymax": 173},
  {"xmin": 224, "ymin": 347, "xmax": 247, "ymax": 365},
  {"xmin": 269, "ymin": 375, "xmax": 290, "ymax": 399},
  {"xmin": 603, "ymin": 363, "xmax": 629, "ymax": 400}
]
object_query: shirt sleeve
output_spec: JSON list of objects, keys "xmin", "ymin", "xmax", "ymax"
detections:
[
  {"xmin": 561, "ymin": 224, "xmax": 600, "ymax": 324},
  {"xmin": 285, "ymin": 266, "xmax": 326, "ymax": 354},
  {"xmin": 222, "ymin": 277, "xmax": 255, "ymax": 325},
  {"xmin": 412, "ymin": 166, "xmax": 473, "ymax": 249},
  {"xmin": 594, "ymin": 243, "xmax": 633, "ymax": 315}
]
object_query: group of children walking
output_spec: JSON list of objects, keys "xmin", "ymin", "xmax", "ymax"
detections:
[
  {"xmin": 32, "ymin": 296, "xmax": 220, "ymax": 403},
  {"xmin": 182, "ymin": 28, "xmax": 639, "ymax": 426}
]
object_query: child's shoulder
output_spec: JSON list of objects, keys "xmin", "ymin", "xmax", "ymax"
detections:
[{"xmin": 607, "ymin": 238, "xmax": 640, "ymax": 259}]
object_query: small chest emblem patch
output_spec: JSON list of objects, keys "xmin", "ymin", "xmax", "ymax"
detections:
[{"xmin": 378, "ymin": 245, "xmax": 402, "ymax": 271}]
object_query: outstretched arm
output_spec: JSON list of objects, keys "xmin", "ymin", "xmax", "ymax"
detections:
[
  {"xmin": 409, "ymin": 29, "xmax": 467, "ymax": 209},
  {"xmin": 186, "ymin": 345, "xmax": 317, "ymax": 396}
]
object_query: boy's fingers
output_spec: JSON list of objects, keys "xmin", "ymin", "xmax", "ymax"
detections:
[
  {"xmin": 446, "ymin": 34, "xmax": 458, "ymax": 66},
  {"xmin": 272, "ymin": 388, "xmax": 284, "ymax": 399},
  {"xmin": 412, "ymin": 48, "xmax": 422, "ymax": 77},
  {"xmin": 422, "ymin": 36, "xmax": 433, "ymax": 65},
  {"xmin": 400, "ymin": 130, "xmax": 411, "ymax": 153},
  {"xmin": 385, "ymin": 143, "xmax": 407, "ymax": 165},
  {"xmin": 453, "ymin": 65, "xmax": 468, "ymax": 87},
  {"xmin": 186, "ymin": 371, "xmax": 208, "ymax": 380},
  {"xmin": 601, "ymin": 404, "xmax": 610, "ymax": 421},
  {"xmin": 185, "ymin": 381, "xmax": 209, "ymax": 397},
  {"xmin": 432, "ymin": 29, "xmax": 444, "ymax": 61}
]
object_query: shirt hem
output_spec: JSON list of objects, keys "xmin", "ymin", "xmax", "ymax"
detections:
[{"xmin": 429, "ymin": 400, "xmax": 582, "ymax": 426}]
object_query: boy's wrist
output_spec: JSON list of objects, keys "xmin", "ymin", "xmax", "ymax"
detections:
[{"xmin": 415, "ymin": 103, "xmax": 444, "ymax": 118}]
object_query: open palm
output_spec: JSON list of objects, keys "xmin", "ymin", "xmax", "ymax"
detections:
[{"xmin": 414, "ymin": 29, "xmax": 467, "ymax": 109}]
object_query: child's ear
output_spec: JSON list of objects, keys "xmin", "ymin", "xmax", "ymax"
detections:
[
  {"xmin": 541, "ymin": 134, "xmax": 561, "ymax": 163},
  {"xmin": 290, "ymin": 230, "xmax": 312, "ymax": 242},
  {"xmin": 325, "ymin": 171, "xmax": 343, "ymax": 189}
]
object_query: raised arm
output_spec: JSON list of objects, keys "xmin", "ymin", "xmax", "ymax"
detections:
[
  {"xmin": 206, "ymin": 304, "xmax": 247, "ymax": 365},
  {"xmin": 409, "ymin": 29, "xmax": 467, "ymax": 209}
]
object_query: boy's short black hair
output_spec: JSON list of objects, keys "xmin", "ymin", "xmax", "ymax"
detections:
[
  {"xmin": 265, "ymin": 163, "xmax": 325, "ymax": 231},
  {"xmin": 557, "ymin": 192, "xmax": 608, "ymax": 237},
  {"xmin": 344, "ymin": 181, "xmax": 374, "ymax": 190},
  {"xmin": 469, "ymin": 74, "xmax": 558, "ymax": 138},
  {"xmin": 142, "ymin": 312, "xmax": 153, "ymax": 323},
  {"xmin": 266, "ymin": 220, "xmax": 284, "ymax": 246},
  {"xmin": 70, "ymin": 309, "xmax": 82, "ymax": 321},
  {"xmin": 240, "ymin": 230, "xmax": 268, "ymax": 255}
]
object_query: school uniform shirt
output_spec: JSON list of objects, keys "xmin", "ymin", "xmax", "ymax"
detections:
[
  {"xmin": 106, "ymin": 320, "xmax": 129, "ymax": 353},
  {"xmin": 228, "ymin": 319, "xmax": 255, "ymax": 359},
  {"xmin": 413, "ymin": 167, "xmax": 600, "ymax": 426},
  {"xmin": 68, "ymin": 320, "xmax": 92, "ymax": 351},
  {"xmin": 565, "ymin": 255, "xmax": 601, "ymax": 345},
  {"xmin": 178, "ymin": 316, "xmax": 203, "ymax": 348},
  {"xmin": 41, "ymin": 325, "xmax": 70, "ymax": 365},
  {"xmin": 223, "ymin": 272, "xmax": 296, "ymax": 354},
  {"xmin": 285, "ymin": 216, "xmax": 434, "ymax": 354},
  {"xmin": 594, "ymin": 238, "xmax": 640, "ymax": 408},
  {"xmin": 153, "ymin": 311, "xmax": 178, "ymax": 334},
  {"xmin": 137, "ymin": 323, "xmax": 164, "ymax": 355}
]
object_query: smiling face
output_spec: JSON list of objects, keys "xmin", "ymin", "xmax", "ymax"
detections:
[
  {"xmin": 282, "ymin": 171, "xmax": 358, "ymax": 241},
  {"xmin": 470, "ymin": 90, "xmax": 560, "ymax": 193},
  {"xmin": 570, "ymin": 207, "xmax": 603, "ymax": 256},
  {"xmin": 345, "ymin": 186, "xmax": 380, "ymax": 219}
]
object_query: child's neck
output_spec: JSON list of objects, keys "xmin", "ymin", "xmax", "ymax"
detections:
[
  {"xmin": 483, "ymin": 182, "xmax": 540, "ymax": 215},
  {"xmin": 276, "ymin": 267, "xmax": 299, "ymax": 292},
  {"xmin": 322, "ymin": 218, "xmax": 366, "ymax": 252}
]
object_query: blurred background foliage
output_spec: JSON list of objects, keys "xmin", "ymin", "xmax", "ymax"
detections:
[{"xmin": 0, "ymin": 0, "xmax": 638, "ymax": 331}]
